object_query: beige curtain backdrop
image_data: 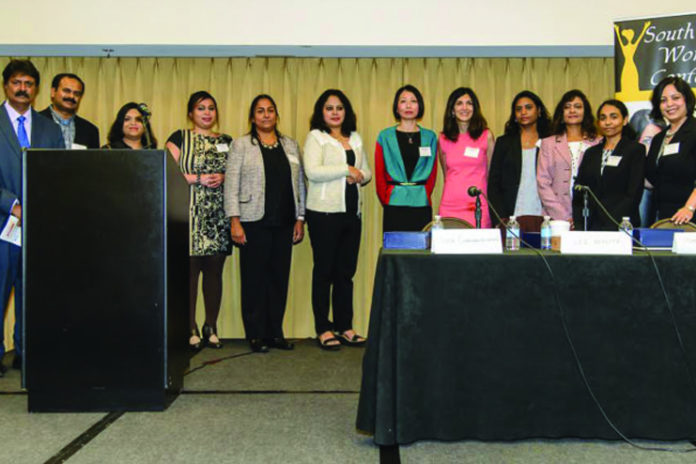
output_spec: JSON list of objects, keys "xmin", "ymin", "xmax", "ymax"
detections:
[{"xmin": 1, "ymin": 56, "xmax": 614, "ymax": 346}]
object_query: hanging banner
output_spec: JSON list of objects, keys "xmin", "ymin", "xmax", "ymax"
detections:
[
  {"xmin": 615, "ymin": 13, "xmax": 696, "ymax": 100},
  {"xmin": 614, "ymin": 13, "xmax": 696, "ymax": 143},
  {"xmin": 614, "ymin": 13, "xmax": 696, "ymax": 227}
]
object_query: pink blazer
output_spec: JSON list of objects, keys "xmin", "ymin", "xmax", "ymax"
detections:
[{"xmin": 537, "ymin": 133, "xmax": 600, "ymax": 220}]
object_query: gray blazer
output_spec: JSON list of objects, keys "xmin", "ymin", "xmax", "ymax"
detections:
[{"xmin": 224, "ymin": 134, "xmax": 306, "ymax": 222}]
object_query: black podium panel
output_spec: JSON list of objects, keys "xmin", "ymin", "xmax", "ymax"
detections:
[{"xmin": 23, "ymin": 149, "xmax": 189, "ymax": 412}]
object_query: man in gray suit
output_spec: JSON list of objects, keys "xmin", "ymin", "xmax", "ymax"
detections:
[{"xmin": 0, "ymin": 60, "xmax": 64, "ymax": 375}]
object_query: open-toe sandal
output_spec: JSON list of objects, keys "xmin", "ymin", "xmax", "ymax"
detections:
[{"xmin": 336, "ymin": 331, "xmax": 367, "ymax": 347}]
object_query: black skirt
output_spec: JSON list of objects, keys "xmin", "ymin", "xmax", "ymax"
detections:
[{"xmin": 382, "ymin": 205, "xmax": 432, "ymax": 233}]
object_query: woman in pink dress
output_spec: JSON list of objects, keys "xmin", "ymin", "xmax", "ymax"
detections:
[{"xmin": 438, "ymin": 87, "xmax": 495, "ymax": 228}]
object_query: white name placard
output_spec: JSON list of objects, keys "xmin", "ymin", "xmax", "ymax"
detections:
[
  {"xmin": 431, "ymin": 229, "xmax": 502, "ymax": 254},
  {"xmin": 672, "ymin": 233, "xmax": 696, "ymax": 254},
  {"xmin": 560, "ymin": 231, "xmax": 632, "ymax": 255}
]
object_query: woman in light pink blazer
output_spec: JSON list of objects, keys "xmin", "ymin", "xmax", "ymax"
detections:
[{"xmin": 537, "ymin": 89, "xmax": 600, "ymax": 222}]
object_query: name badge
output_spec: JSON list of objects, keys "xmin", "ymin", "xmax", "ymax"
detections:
[
  {"xmin": 663, "ymin": 143, "xmax": 680, "ymax": 156},
  {"xmin": 463, "ymin": 147, "xmax": 480, "ymax": 158},
  {"xmin": 287, "ymin": 155, "xmax": 300, "ymax": 164},
  {"xmin": 605, "ymin": 155, "xmax": 621, "ymax": 167},
  {"xmin": 216, "ymin": 143, "xmax": 229, "ymax": 152},
  {"xmin": 71, "ymin": 143, "xmax": 87, "ymax": 150},
  {"xmin": 419, "ymin": 147, "xmax": 432, "ymax": 157}
]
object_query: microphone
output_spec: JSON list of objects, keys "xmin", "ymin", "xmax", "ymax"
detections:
[
  {"xmin": 138, "ymin": 103, "xmax": 152, "ymax": 117},
  {"xmin": 467, "ymin": 186, "xmax": 482, "ymax": 197}
]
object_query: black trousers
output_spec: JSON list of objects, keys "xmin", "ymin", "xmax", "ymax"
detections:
[
  {"xmin": 306, "ymin": 210, "xmax": 361, "ymax": 334},
  {"xmin": 238, "ymin": 221, "xmax": 293, "ymax": 340}
]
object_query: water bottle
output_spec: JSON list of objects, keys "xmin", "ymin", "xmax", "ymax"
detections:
[
  {"xmin": 540, "ymin": 216, "xmax": 552, "ymax": 250},
  {"xmin": 506, "ymin": 216, "xmax": 520, "ymax": 251},
  {"xmin": 619, "ymin": 216, "xmax": 633, "ymax": 237},
  {"xmin": 431, "ymin": 215, "xmax": 444, "ymax": 231}
]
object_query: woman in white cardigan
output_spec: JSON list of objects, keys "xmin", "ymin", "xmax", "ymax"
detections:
[{"xmin": 303, "ymin": 89, "xmax": 372, "ymax": 350}]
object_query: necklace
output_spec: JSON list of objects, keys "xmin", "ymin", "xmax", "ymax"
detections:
[
  {"xmin": 407, "ymin": 134, "xmax": 414, "ymax": 144},
  {"xmin": 260, "ymin": 138, "xmax": 279, "ymax": 149}
]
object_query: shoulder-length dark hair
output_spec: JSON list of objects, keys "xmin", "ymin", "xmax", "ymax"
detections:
[
  {"xmin": 442, "ymin": 87, "xmax": 488, "ymax": 142},
  {"xmin": 247, "ymin": 94, "xmax": 281, "ymax": 144},
  {"xmin": 503, "ymin": 90, "xmax": 551, "ymax": 138},
  {"xmin": 596, "ymin": 99, "xmax": 637, "ymax": 140},
  {"xmin": 187, "ymin": 90, "xmax": 219, "ymax": 124},
  {"xmin": 392, "ymin": 84, "xmax": 425, "ymax": 120},
  {"xmin": 309, "ymin": 89, "xmax": 357, "ymax": 137},
  {"xmin": 649, "ymin": 76, "xmax": 696, "ymax": 122},
  {"xmin": 551, "ymin": 89, "xmax": 597, "ymax": 139},
  {"xmin": 107, "ymin": 102, "xmax": 158, "ymax": 148}
]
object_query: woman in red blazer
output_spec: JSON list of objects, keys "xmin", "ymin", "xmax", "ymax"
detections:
[{"xmin": 537, "ymin": 90, "xmax": 599, "ymax": 222}]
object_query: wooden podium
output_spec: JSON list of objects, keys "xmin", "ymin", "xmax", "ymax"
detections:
[{"xmin": 22, "ymin": 149, "xmax": 189, "ymax": 412}]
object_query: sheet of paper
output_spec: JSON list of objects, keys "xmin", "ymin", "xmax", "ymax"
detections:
[{"xmin": 1, "ymin": 215, "xmax": 21, "ymax": 247}]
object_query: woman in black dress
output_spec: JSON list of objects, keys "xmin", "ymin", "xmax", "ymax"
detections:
[
  {"xmin": 645, "ymin": 76, "xmax": 696, "ymax": 224},
  {"xmin": 572, "ymin": 99, "xmax": 645, "ymax": 230}
]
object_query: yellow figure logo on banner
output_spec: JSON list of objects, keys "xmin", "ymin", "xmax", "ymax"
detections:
[{"xmin": 615, "ymin": 21, "xmax": 652, "ymax": 101}]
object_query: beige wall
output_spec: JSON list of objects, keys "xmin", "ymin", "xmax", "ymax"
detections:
[{"xmin": 0, "ymin": 2, "xmax": 693, "ymax": 46}]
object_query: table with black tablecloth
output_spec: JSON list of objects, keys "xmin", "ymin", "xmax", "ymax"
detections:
[{"xmin": 357, "ymin": 250, "xmax": 696, "ymax": 446}]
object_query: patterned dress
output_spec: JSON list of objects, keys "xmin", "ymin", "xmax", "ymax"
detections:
[{"xmin": 168, "ymin": 129, "xmax": 232, "ymax": 256}]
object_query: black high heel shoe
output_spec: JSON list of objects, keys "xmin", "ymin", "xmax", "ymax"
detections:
[
  {"xmin": 202, "ymin": 323, "xmax": 223, "ymax": 349},
  {"xmin": 189, "ymin": 326, "xmax": 202, "ymax": 351}
]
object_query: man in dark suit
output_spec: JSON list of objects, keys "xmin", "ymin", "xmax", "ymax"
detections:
[
  {"xmin": 39, "ymin": 73, "xmax": 100, "ymax": 149},
  {"xmin": 0, "ymin": 60, "xmax": 64, "ymax": 375}
]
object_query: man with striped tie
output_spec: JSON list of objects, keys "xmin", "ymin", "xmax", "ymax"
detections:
[{"xmin": 0, "ymin": 59, "xmax": 64, "ymax": 376}]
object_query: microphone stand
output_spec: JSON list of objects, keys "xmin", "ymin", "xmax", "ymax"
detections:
[
  {"xmin": 582, "ymin": 189, "xmax": 589, "ymax": 232},
  {"xmin": 474, "ymin": 195, "xmax": 482, "ymax": 229},
  {"xmin": 142, "ymin": 114, "xmax": 153, "ymax": 149}
]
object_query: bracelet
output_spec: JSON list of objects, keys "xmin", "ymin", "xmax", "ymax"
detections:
[
  {"xmin": 196, "ymin": 173, "xmax": 201, "ymax": 184},
  {"xmin": 686, "ymin": 205, "xmax": 695, "ymax": 212}
]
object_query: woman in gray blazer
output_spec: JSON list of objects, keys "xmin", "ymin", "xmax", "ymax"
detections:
[
  {"xmin": 304, "ymin": 89, "xmax": 371, "ymax": 350},
  {"xmin": 223, "ymin": 94, "xmax": 306, "ymax": 353}
]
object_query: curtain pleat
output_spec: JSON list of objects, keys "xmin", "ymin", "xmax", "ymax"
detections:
[{"xmin": 1, "ymin": 56, "xmax": 614, "ymax": 345}]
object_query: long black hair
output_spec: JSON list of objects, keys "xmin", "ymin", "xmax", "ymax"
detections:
[
  {"xmin": 107, "ymin": 102, "xmax": 158, "ymax": 148},
  {"xmin": 309, "ymin": 89, "xmax": 357, "ymax": 137},
  {"xmin": 442, "ymin": 87, "xmax": 488, "ymax": 142},
  {"xmin": 596, "ymin": 99, "xmax": 637, "ymax": 140},
  {"xmin": 503, "ymin": 90, "xmax": 551, "ymax": 138},
  {"xmin": 247, "ymin": 94, "xmax": 281, "ymax": 144},
  {"xmin": 551, "ymin": 89, "xmax": 597, "ymax": 139}
]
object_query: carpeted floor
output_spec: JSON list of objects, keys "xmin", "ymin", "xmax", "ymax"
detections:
[{"xmin": 1, "ymin": 341, "xmax": 695, "ymax": 464}]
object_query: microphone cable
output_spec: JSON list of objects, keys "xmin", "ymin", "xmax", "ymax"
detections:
[
  {"xmin": 484, "ymin": 191, "xmax": 696, "ymax": 453},
  {"xmin": 578, "ymin": 186, "xmax": 696, "ymax": 397}
]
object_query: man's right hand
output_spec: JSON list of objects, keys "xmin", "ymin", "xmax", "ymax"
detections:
[{"xmin": 11, "ymin": 203, "xmax": 21, "ymax": 225}]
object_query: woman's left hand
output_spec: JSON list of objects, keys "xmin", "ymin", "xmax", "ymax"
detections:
[
  {"xmin": 293, "ymin": 219, "xmax": 305, "ymax": 244},
  {"xmin": 201, "ymin": 173, "xmax": 225, "ymax": 188},
  {"xmin": 671, "ymin": 207, "xmax": 694, "ymax": 225}
]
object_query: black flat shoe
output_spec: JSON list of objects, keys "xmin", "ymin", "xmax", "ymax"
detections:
[
  {"xmin": 202, "ymin": 323, "xmax": 223, "ymax": 349},
  {"xmin": 336, "ymin": 331, "xmax": 367, "ymax": 347},
  {"xmin": 249, "ymin": 339, "xmax": 269, "ymax": 353},
  {"xmin": 267, "ymin": 337, "xmax": 294, "ymax": 350}
]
